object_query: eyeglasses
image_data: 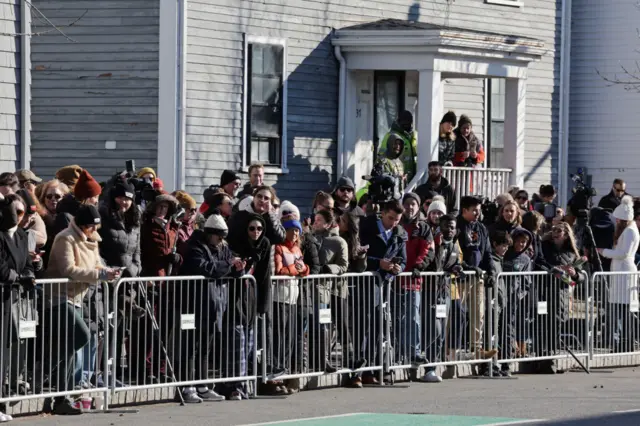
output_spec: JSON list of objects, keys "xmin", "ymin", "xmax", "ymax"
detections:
[{"xmin": 249, "ymin": 226, "xmax": 263, "ymax": 232}]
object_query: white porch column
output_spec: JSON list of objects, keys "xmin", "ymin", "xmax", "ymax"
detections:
[
  {"xmin": 504, "ymin": 78, "xmax": 526, "ymax": 188},
  {"xmin": 417, "ymin": 70, "xmax": 443, "ymax": 173}
]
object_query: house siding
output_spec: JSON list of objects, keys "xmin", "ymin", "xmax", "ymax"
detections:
[
  {"xmin": 0, "ymin": 0, "xmax": 20, "ymax": 173},
  {"xmin": 29, "ymin": 0, "xmax": 160, "ymax": 182},
  {"xmin": 569, "ymin": 0, "xmax": 640, "ymax": 201},
  {"xmin": 185, "ymin": 0, "xmax": 559, "ymax": 211}
]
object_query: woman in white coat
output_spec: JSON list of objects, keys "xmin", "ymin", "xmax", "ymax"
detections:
[{"xmin": 597, "ymin": 196, "xmax": 640, "ymax": 352}]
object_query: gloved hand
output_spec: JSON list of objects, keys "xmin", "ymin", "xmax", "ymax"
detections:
[
  {"xmin": 321, "ymin": 264, "xmax": 334, "ymax": 275},
  {"xmin": 168, "ymin": 252, "xmax": 182, "ymax": 266},
  {"xmin": 484, "ymin": 276, "xmax": 495, "ymax": 289},
  {"xmin": 18, "ymin": 274, "xmax": 36, "ymax": 291},
  {"xmin": 450, "ymin": 265, "xmax": 465, "ymax": 278},
  {"xmin": 412, "ymin": 269, "xmax": 423, "ymax": 279}
]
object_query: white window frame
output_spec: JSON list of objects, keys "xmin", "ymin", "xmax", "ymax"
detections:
[
  {"xmin": 485, "ymin": 0, "xmax": 523, "ymax": 7},
  {"xmin": 242, "ymin": 35, "xmax": 289, "ymax": 175}
]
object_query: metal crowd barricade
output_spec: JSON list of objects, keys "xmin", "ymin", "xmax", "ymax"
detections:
[
  {"xmin": 590, "ymin": 271, "xmax": 640, "ymax": 367},
  {"xmin": 264, "ymin": 272, "xmax": 383, "ymax": 385},
  {"xmin": 0, "ymin": 279, "xmax": 110, "ymax": 412},
  {"xmin": 493, "ymin": 271, "xmax": 589, "ymax": 372},
  {"xmin": 442, "ymin": 166, "xmax": 511, "ymax": 207},
  {"xmin": 110, "ymin": 275, "xmax": 258, "ymax": 402},
  {"xmin": 387, "ymin": 271, "xmax": 494, "ymax": 378}
]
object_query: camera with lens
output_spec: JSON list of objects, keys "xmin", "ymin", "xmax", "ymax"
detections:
[
  {"xmin": 362, "ymin": 162, "xmax": 399, "ymax": 205},
  {"xmin": 570, "ymin": 168, "xmax": 597, "ymax": 219},
  {"xmin": 479, "ymin": 196, "xmax": 500, "ymax": 226}
]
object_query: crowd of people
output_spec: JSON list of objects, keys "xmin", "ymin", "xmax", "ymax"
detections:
[{"xmin": 0, "ymin": 150, "xmax": 638, "ymax": 421}]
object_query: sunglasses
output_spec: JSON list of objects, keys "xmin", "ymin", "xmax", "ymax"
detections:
[
  {"xmin": 16, "ymin": 209, "xmax": 25, "ymax": 216},
  {"xmin": 516, "ymin": 196, "xmax": 528, "ymax": 200},
  {"xmin": 46, "ymin": 193, "xmax": 62, "ymax": 200},
  {"xmin": 248, "ymin": 226, "xmax": 263, "ymax": 232},
  {"xmin": 339, "ymin": 187, "xmax": 353, "ymax": 193}
]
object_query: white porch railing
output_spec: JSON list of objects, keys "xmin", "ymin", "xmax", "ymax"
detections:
[{"xmin": 406, "ymin": 166, "xmax": 512, "ymax": 205}]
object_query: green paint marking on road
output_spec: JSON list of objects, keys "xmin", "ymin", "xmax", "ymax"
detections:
[{"xmin": 255, "ymin": 413, "xmax": 531, "ymax": 426}]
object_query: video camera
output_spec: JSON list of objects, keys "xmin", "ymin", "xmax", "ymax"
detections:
[
  {"xmin": 103, "ymin": 160, "xmax": 157, "ymax": 206},
  {"xmin": 362, "ymin": 162, "xmax": 399, "ymax": 205},
  {"xmin": 570, "ymin": 167, "xmax": 597, "ymax": 219},
  {"xmin": 479, "ymin": 196, "xmax": 500, "ymax": 226}
]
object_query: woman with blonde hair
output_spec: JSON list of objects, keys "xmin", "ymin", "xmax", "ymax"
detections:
[
  {"xmin": 597, "ymin": 196, "xmax": 640, "ymax": 352},
  {"xmin": 37, "ymin": 179, "xmax": 70, "ymax": 268},
  {"xmin": 489, "ymin": 199, "xmax": 522, "ymax": 234}
]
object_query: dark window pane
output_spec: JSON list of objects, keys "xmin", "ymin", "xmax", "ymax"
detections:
[{"xmin": 246, "ymin": 42, "xmax": 285, "ymax": 166}]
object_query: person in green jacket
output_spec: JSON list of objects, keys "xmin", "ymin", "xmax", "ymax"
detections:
[{"xmin": 378, "ymin": 110, "xmax": 418, "ymax": 182}]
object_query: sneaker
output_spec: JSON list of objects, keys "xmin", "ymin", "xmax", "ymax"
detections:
[
  {"xmin": 229, "ymin": 391, "xmax": 242, "ymax": 401},
  {"xmin": 196, "ymin": 388, "xmax": 225, "ymax": 402},
  {"xmin": 0, "ymin": 412, "xmax": 12, "ymax": 422},
  {"xmin": 421, "ymin": 370, "xmax": 443, "ymax": 383},
  {"xmin": 182, "ymin": 387, "xmax": 203, "ymax": 404},
  {"xmin": 52, "ymin": 397, "xmax": 82, "ymax": 415},
  {"xmin": 283, "ymin": 378, "xmax": 300, "ymax": 394},
  {"xmin": 500, "ymin": 368, "xmax": 512, "ymax": 377}
]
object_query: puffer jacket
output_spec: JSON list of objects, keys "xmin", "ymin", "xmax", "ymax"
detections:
[
  {"xmin": 453, "ymin": 129, "xmax": 485, "ymax": 167},
  {"xmin": 438, "ymin": 132, "xmax": 456, "ymax": 165},
  {"xmin": 47, "ymin": 219, "xmax": 104, "ymax": 306},
  {"xmin": 53, "ymin": 194, "xmax": 81, "ymax": 237},
  {"xmin": 98, "ymin": 205, "xmax": 141, "ymax": 278}
]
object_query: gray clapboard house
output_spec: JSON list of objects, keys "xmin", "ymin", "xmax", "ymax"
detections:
[{"xmin": 14, "ymin": 0, "xmax": 567, "ymax": 211}]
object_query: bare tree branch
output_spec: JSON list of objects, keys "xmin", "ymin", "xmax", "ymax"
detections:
[{"xmin": 0, "ymin": 3, "xmax": 87, "ymax": 42}]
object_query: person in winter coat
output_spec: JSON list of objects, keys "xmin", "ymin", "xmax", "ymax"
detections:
[
  {"xmin": 539, "ymin": 221, "xmax": 585, "ymax": 374},
  {"xmin": 0, "ymin": 194, "xmax": 35, "ymax": 422},
  {"xmin": 140, "ymin": 193, "xmax": 181, "ymax": 277},
  {"xmin": 47, "ymin": 205, "xmax": 120, "ymax": 415},
  {"xmin": 500, "ymin": 228, "xmax": 534, "ymax": 375},
  {"xmin": 38, "ymin": 179, "xmax": 70, "ymax": 268},
  {"xmin": 200, "ymin": 170, "xmax": 242, "ymax": 215},
  {"xmin": 312, "ymin": 209, "xmax": 349, "ymax": 375},
  {"xmin": 54, "ymin": 169, "xmax": 102, "ymax": 238},
  {"xmin": 397, "ymin": 193, "xmax": 434, "ymax": 376},
  {"xmin": 375, "ymin": 135, "xmax": 406, "ymax": 195},
  {"xmin": 378, "ymin": 110, "xmax": 418, "ymax": 182},
  {"xmin": 427, "ymin": 214, "xmax": 463, "ymax": 380},
  {"xmin": 438, "ymin": 111, "xmax": 457, "ymax": 165},
  {"xmin": 457, "ymin": 196, "xmax": 496, "ymax": 360},
  {"xmin": 356, "ymin": 200, "xmax": 407, "ymax": 386},
  {"xmin": 589, "ymin": 206, "xmax": 616, "ymax": 272},
  {"xmin": 484, "ymin": 230, "xmax": 512, "ymax": 377},
  {"xmin": 172, "ymin": 190, "xmax": 197, "ymax": 257},
  {"xmin": 598, "ymin": 179, "xmax": 629, "ymax": 213},
  {"xmin": 597, "ymin": 196, "xmax": 640, "ymax": 352},
  {"xmin": 515, "ymin": 190, "xmax": 534, "ymax": 215},
  {"xmin": 332, "ymin": 176, "xmax": 365, "ymax": 218},
  {"xmin": 272, "ymin": 219, "xmax": 309, "ymax": 394},
  {"xmin": 489, "ymin": 200, "xmax": 523, "ymax": 235},
  {"xmin": 453, "ymin": 115, "xmax": 485, "ymax": 168},
  {"xmin": 415, "ymin": 162, "xmax": 458, "ymax": 216},
  {"xmin": 176, "ymin": 211, "xmax": 244, "ymax": 403}
]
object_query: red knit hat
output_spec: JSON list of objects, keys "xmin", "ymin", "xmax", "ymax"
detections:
[
  {"xmin": 73, "ymin": 169, "xmax": 102, "ymax": 201},
  {"xmin": 153, "ymin": 177, "xmax": 164, "ymax": 190}
]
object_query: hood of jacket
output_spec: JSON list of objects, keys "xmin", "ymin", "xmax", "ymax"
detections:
[
  {"xmin": 390, "ymin": 120, "xmax": 412, "ymax": 140},
  {"xmin": 505, "ymin": 227, "xmax": 533, "ymax": 259},
  {"xmin": 385, "ymin": 133, "xmax": 405, "ymax": 160},
  {"xmin": 145, "ymin": 193, "xmax": 178, "ymax": 219}
]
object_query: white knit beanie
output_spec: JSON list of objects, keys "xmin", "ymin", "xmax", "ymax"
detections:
[
  {"xmin": 204, "ymin": 213, "xmax": 228, "ymax": 235},
  {"xmin": 279, "ymin": 200, "xmax": 300, "ymax": 220},
  {"xmin": 613, "ymin": 195, "xmax": 634, "ymax": 221},
  {"xmin": 427, "ymin": 195, "xmax": 447, "ymax": 215}
]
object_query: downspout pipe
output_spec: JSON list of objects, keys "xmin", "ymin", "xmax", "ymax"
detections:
[
  {"xmin": 558, "ymin": 0, "xmax": 572, "ymax": 206},
  {"xmin": 175, "ymin": 0, "xmax": 187, "ymax": 190},
  {"xmin": 334, "ymin": 45, "xmax": 346, "ymax": 177},
  {"xmin": 20, "ymin": 0, "xmax": 31, "ymax": 170}
]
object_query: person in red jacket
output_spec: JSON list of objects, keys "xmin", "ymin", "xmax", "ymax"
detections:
[
  {"xmin": 453, "ymin": 115, "xmax": 485, "ymax": 168},
  {"xmin": 396, "ymin": 192, "xmax": 435, "ymax": 366},
  {"xmin": 140, "ymin": 193, "xmax": 181, "ymax": 277}
]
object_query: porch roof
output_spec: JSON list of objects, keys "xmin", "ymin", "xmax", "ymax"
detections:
[{"xmin": 332, "ymin": 18, "xmax": 545, "ymax": 70}]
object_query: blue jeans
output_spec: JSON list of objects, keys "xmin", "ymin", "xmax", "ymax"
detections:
[
  {"xmin": 74, "ymin": 332, "xmax": 97, "ymax": 385},
  {"xmin": 393, "ymin": 290, "xmax": 421, "ymax": 360}
]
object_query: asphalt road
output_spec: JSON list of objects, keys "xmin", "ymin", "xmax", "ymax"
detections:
[{"xmin": 16, "ymin": 368, "xmax": 640, "ymax": 425}]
